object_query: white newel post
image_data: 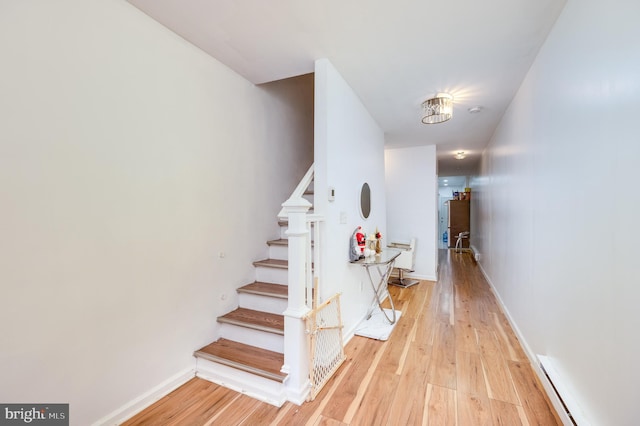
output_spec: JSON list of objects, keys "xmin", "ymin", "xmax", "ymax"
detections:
[{"xmin": 280, "ymin": 196, "xmax": 312, "ymax": 404}]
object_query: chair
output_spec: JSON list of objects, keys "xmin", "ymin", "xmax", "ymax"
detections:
[
  {"xmin": 455, "ymin": 231, "xmax": 470, "ymax": 253},
  {"xmin": 388, "ymin": 239, "xmax": 419, "ymax": 288}
]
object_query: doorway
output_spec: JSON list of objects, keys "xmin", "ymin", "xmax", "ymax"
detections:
[{"xmin": 438, "ymin": 176, "xmax": 469, "ymax": 249}]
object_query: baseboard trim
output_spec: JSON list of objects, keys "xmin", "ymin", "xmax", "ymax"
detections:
[
  {"xmin": 469, "ymin": 245, "xmax": 481, "ymax": 262},
  {"xmin": 475, "ymin": 261, "xmax": 575, "ymax": 426},
  {"xmin": 91, "ymin": 367, "xmax": 195, "ymax": 426},
  {"xmin": 284, "ymin": 376, "xmax": 311, "ymax": 406}
]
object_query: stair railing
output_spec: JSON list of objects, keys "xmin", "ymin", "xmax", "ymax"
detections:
[
  {"xmin": 305, "ymin": 213, "xmax": 323, "ymax": 308},
  {"xmin": 278, "ymin": 163, "xmax": 323, "ymax": 404},
  {"xmin": 279, "ymin": 164, "xmax": 314, "ymax": 218},
  {"xmin": 278, "ymin": 164, "xmax": 320, "ymax": 310}
]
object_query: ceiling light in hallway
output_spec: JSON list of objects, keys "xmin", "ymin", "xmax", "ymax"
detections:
[
  {"xmin": 454, "ymin": 151, "xmax": 466, "ymax": 160},
  {"xmin": 421, "ymin": 94, "xmax": 453, "ymax": 124}
]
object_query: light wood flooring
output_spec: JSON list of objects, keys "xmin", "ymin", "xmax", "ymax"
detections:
[{"xmin": 123, "ymin": 250, "xmax": 562, "ymax": 425}]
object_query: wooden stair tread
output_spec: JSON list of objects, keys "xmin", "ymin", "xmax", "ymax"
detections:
[
  {"xmin": 266, "ymin": 238, "xmax": 313, "ymax": 247},
  {"xmin": 266, "ymin": 238, "xmax": 288, "ymax": 246},
  {"xmin": 194, "ymin": 339, "xmax": 286, "ymax": 382},
  {"xmin": 277, "ymin": 209, "xmax": 315, "ymax": 227},
  {"xmin": 253, "ymin": 258, "xmax": 288, "ymax": 269},
  {"xmin": 217, "ymin": 308, "xmax": 284, "ymax": 334},
  {"xmin": 237, "ymin": 282, "xmax": 288, "ymax": 299}
]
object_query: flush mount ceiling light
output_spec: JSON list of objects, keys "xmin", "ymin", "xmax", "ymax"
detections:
[
  {"xmin": 421, "ymin": 93, "xmax": 453, "ymax": 124},
  {"xmin": 454, "ymin": 151, "xmax": 466, "ymax": 160},
  {"xmin": 468, "ymin": 106, "xmax": 483, "ymax": 114}
]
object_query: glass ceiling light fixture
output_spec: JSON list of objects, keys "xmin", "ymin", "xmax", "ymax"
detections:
[
  {"xmin": 454, "ymin": 151, "xmax": 466, "ymax": 160},
  {"xmin": 421, "ymin": 93, "xmax": 453, "ymax": 124}
]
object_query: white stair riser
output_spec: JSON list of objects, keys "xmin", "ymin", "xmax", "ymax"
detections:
[
  {"xmin": 268, "ymin": 244, "xmax": 289, "ymax": 261},
  {"xmin": 279, "ymin": 225, "xmax": 288, "ymax": 240},
  {"xmin": 255, "ymin": 266, "xmax": 288, "ymax": 285},
  {"xmin": 269, "ymin": 244, "xmax": 315, "ymax": 261},
  {"xmin": 196, "ymin": 358, "xmax": 286, "ymax": 407},
  {"xmin": 279, "ymin": 224, "xmax": 315, "ymax": 240},
  {"xmin": 218, "ymin": 322, "xmax": 284, "ymax": 353},
  {"xmin": 238, "ymin": 293, "xmax": 287, "ymax": 315}
]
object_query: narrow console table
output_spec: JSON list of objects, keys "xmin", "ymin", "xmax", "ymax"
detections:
[{"xmin": 350, "ymin": 249, "xmax": 401, "ymax": 324}]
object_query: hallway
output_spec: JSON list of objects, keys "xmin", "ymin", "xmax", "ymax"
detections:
[{"xmin": 124, "ymin": 250, "xmax": 562, "ymax": 425}]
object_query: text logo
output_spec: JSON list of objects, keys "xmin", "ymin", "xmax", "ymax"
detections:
[{"xmin": 0, "ymin": 404, "xmax": 68, "ymax": 425}]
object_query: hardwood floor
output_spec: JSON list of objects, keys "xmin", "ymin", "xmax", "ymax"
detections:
[{"xmin": 123, "ymin": 250, "xmax": 562, "ymax": 426}]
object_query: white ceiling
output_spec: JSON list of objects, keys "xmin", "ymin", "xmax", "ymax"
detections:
[{"xmin": 127, "ymin": 0, "xmax": 566, "ymax": 176}]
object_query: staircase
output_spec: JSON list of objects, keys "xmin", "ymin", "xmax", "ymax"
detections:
[{"xmin": 193, "ymin": 180, "xmax": 315, "ymax": 407}]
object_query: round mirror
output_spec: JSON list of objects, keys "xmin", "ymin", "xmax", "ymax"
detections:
[{"xmin": 360, "ymin": 183, "xmax": 371, "ymax": 219}]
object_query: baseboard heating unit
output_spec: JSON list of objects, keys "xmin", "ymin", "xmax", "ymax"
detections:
[{"xmin": 538, "ymin": 355, "xmax": 587, "ymax": 426}]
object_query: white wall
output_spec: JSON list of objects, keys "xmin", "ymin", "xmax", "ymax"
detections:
[
  {"xmin": 438, "ymin": 186, "xmax": 466, "ymax": 198},
  {"xmin": 385, "ymin": 146, "xmax": 438, "ymax": 280},
  {"xmin": 313, "ymin": 59, "xmax": 387, "ymax": 337},
  {"xmin": 472, "ymin": 0, "xmax": 640, "ymax": 424},
  {"xmin": 0, "ymin": 1, "xmax": 312, "ymax": 424},
  {"xmin": 257, "ymin": 73, "xmax": 315, "ymax": 236}
]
